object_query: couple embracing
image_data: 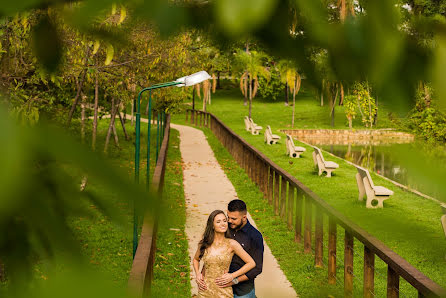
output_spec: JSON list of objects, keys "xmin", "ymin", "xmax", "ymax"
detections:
[{"xmin": 193, "ymin": 199, "xmax": 264, "ymax": 298}]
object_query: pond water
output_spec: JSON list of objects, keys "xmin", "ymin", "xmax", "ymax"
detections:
[{"xmin": 304, "ymin": 141, "xmax": 444, "ymax": 200}]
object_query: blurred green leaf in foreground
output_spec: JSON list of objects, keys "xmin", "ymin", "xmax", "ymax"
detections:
[{"xmin": 0, "ymin": 103, "xmax": 157, "ymax": 296}]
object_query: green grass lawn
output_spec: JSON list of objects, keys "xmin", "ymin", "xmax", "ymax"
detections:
[
  {"xmin": 202, "ymin": 85, "xmax": 398, "ymax": 130},
  {"xmin": 151, "ymin": 128, "xmax": 191, "ymax": 297},
  {"xmin": 171, "ymin": 86, "xmax": 446, "ymax": 294}
]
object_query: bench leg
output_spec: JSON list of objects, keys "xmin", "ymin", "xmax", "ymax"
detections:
[
  {"xmin": 356, "ymin": 173, "xmax": 365, "ymax": 201},
  {"xmin": 326, "ymin": 170, "xmax": 332, "ymax": 177},
  {"xmin": 318, "ymin": 168, "xmax": 323, "ymax": 176},
  {"xmin": 365, "ymin": 193, "xmax": 381, "ymax": 209}
]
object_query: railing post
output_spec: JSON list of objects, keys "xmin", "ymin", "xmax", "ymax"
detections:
[
  {"xmin": 268, "ymin": 167, "xmax": 273, "ymax": 204},
  {"xmin": 262, "ymin": 162, "xmax": 268, "ymax": 198},
  {"xmin": 185, "ymin": 110, "xmax": 189, "ymax": 122},
  {"xmin": 328, "ymin": 218, "xmax": 337, "ymax": 284},
  {"xmin": 260, "ymin": 160, "xmax": 265, "ymax": 195},
  {"xmin": 304, "ymin": 198, "xmax": 312, "ymax": 253},
  {"xmin": 344, "ymin": 230, "xmax": 354, "ymax": 297},
  {"xmin": 274, "ymin": 172, "xmax": 280, "ymax": 215},
  {"xmin": 248, "ymin": 151, "xmax": 253, "ymax": 180},
  {"xmin": 295, "ymin": 189, "xmax": 303, "ymax": 242},
  {"xmin": 287, "ymin": 184, "xmax": 295, "ymax": 229},
  {"xmin": 280, "ymin": 177, "xmax": 287, "ymax": 219},
  {"xmin": 254, "ymin": 155, "xmax": 260, "ymax": 186},
  {"xmin": 315, "ymin": 208, "xmax": 323, "ymax": 268},
  {"xmin": 387, "ymin": 265, "xmax": 399, "ymax": 298},
  {"xmin": 364, "ymin": 246, "xmax": 375, "ymax": 298},
  {"xmin": 257, "ymin": 158, "xmax": 262, "ymax": 188},
  {"xmin": 242, "ymin": 147, "xmax": 247, "ymax": 172}
]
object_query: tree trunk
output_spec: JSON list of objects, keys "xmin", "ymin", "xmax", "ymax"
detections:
[
  {"xmin": 330, "ymin": 83, "xmax": 339, "ymax": 128},
  {"xmin": 67, "ymin": 47, "xmax": 91, "ymax": 126},
  {"xmin": 67, "ymin": 70, "xmax": 86, "ymax": 126},
  {"xmin": 145, "ymin": 97, "xmax": 150, "ymax": 115},
  {"xmin": 248, "ymin": 75, "xmax": 252, "ymax": 118},
  {"xmin": 320, "ymin": 80, "xmax": 324, "ymax": 106},
  {"xmin": 112, "ymin": 119, "xmax": 119, "ymax": 147},
  {"xmin": 292, "ymin": 85, "xmax": 296, "ymax": 128},
  {"xmin": 112, "ymin": 98, "xmax": 120, "ymax": 148},
  {"xmin": 244, "ymin": 73, "xmax": 248, "ymax": 106},
  {"xmin": 131, "ymin": 100, "xmax": 134, "ymax": 126},
  {"xmin": 284, "ymin": 82, "xmax": 289, "ymax": 106},
  {"xmin": 92, "ymin": 71, "xmax": 99, "ymax": 151},
  {"xmin": 348, "ymin": 116, "xmax": 352, "ymax": 129},
  {"xmin": 217, "ymin": 71, "xmax": 221, "ymax": 89},
  {"xmin": 80, "ymin": 91, "xmax": 86, "ymax": 143},
  {"xmin": 118, "ymin": 109, "xmax": 129, "ymax": 140},
  {"xmin": 104, "ymin": 97, "xmax": 119, "ymax": 153},
  {"xmin": 424, "ymin": 84, "xmax": 431, "ymax": 108},
  {"xmin": 339, "ymin": 83, "xmax": 344, "ymax": 105},
  {"xmin": 212, "ymin": 73, "xmax": 217, "ymax": 93},
  {"xmin": 367, "ymin": 83, "xmax": 373, "ymax": 128},
  {"xmin": 373, "ymin": 94, "xmax": 378, "ymax": 126}
]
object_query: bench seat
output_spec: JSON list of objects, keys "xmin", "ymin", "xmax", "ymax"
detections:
[
  {"xmin": 285, "ymin": 134, "xmax": 306, "ymax": 158},
  {"xmin": 265, "ymin": 125, "xmax": 280, "ymax": 145},
  {"xmin": 355, "ymin": 165, "xmax": 393, "ymax": 208},
  {"xmin": 312, "ymin": 147, "xmax": 339, "ymax": 177}
]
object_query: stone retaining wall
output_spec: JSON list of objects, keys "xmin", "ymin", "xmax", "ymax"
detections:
[{"xmin": 281, "ymin": 129, "xmax": 414, "ymax": 146}]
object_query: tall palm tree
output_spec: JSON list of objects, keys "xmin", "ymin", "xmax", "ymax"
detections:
[
  {"xmin": 278, "ymin": 60, "xmax": 301, "ymax": 128},
  {"xmin": 235, "ymin": 50, "xmax": 270, "ymax": 118}
]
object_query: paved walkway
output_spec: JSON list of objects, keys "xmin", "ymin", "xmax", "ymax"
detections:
[{"xmin": 171, "ymin": 123, "xmax": 298, "ymax": 298}]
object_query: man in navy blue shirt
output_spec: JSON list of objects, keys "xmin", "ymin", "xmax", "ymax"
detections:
[{"xmin": 215, "ymin": 199, "xmax": 264, "ymax": 298}]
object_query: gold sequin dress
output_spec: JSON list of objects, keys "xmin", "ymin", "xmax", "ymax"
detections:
[{"xmin": 198, "ymin": 238, "xmax": 234, "ymax": 298}]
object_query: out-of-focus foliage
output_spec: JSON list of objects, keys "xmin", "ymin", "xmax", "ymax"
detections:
[
  {"xmin": 2, "ymin": 0, "xmax": 446, "ymax": 295},
  {"xmin": 408, "ymin": 86, "xmax": 446, "ymax": 142},
  {"xmin": 258, "ymin": 65, "xmax": 283, "ymax": 101},
  {"xmin": 0, "ymin": 105, "xmax": 156, "ymax": 292},
  {"xmin": 343, "ymin": 94, "xmax": 357, "ymax": 128},
  {"xmin": 352, "ymin": 82, "xmax": 377, "ymax": 128}
]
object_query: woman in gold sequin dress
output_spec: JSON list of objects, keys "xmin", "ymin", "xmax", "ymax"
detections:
[{"xmin": 193, "ymin": 210, "xmax": 255, "ymax": 298}]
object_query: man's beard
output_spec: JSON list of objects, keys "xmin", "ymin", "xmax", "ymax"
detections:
[{"xmin": 230, "ymin": 222, "xmax": 243, "ymax": 231}]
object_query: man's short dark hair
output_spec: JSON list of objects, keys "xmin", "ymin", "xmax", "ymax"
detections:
[{"xmin": 228, "ymin": 199, "xmax": 247, "ymax": 213}]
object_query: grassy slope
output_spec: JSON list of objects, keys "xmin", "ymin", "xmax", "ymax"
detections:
[
  {"xmin": 151, "ymin": 128, "xmax": 191, "ymax": 297},
  {"xmin": 172, "ymin": 87, "xmax": 446, "ymax": 294}
]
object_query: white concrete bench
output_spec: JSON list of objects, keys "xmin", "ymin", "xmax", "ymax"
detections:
[
  {"xmin": 244, "ymin": 116, "xmax": 251, "ymax": 132},
  {"xmin": 312, "ymin": 147, "xmax": 339, "ymax": 177},
  {"xmin": 264, "ymin": 125, "xmax": 280, "ymax": 145},
  {"xmin": 286, "ymin": 134, "xmax": 306, "ymax": 158},
  {"xmin": 249, "ymin": 118, "xmax": 263, "ymax": 135},
  {"xmin": 355, "ymin": 165, "xmax": 394, "ymax": 209}
]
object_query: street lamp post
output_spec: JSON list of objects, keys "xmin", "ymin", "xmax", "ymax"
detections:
[{"xmin": 133, "ymin": 71, "xmax": 211, "ymax": 257}]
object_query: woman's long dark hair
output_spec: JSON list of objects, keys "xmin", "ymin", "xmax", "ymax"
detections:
[{"xmin": 198, "ymin": 210, "xmax": 231, "ymax": 260}]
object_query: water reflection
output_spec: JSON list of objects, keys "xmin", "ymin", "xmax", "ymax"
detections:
[
  {"xmin": 304, "ymin": 142, "xmax": 441, "ymax": 199},
  {"xmin": 320, "ymin": 144, "xmax": 408, "ymax": 184}
]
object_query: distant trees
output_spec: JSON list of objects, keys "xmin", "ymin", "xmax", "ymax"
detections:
[
  {"xmin": 234, "ymin": 50, "xmax": 270, "ymax": 118},
  {"xmin": 278, "ymin": 60, "xmax": 301, "ymax": 128},
  {"xmin": 343, "ymin": 82, "xmax": 377, "ymax": 129}
]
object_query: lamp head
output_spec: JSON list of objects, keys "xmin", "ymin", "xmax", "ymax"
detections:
[{"xmin": 176, "ymin": 71, "xmax": 211, "ymax": 87}]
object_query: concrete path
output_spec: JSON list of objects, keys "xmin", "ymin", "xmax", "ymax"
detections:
[{"xmin": 171, "ymin": 123, "xmax": 298, "ymax": 298}]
